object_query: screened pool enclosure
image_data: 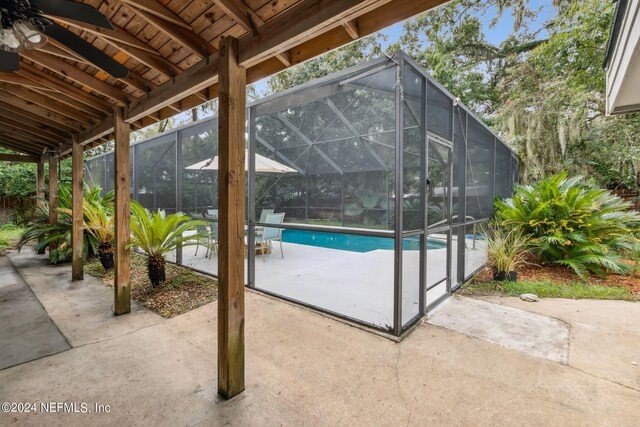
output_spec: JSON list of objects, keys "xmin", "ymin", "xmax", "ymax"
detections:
[{"xmin": 85, "ymin": 52, "xmax": 519, "ymax": 336}]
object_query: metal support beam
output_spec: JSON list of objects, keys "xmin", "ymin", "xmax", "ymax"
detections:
[
  {"xmin": 114, "ymin": 107, "xmax": 131, "ymax": 315},
  {"xmin": 71, "ymin": 134, "xmax": 84, "ymax": 281},
  {"xmin": 324, "ymin": 98, "xmax": 387, "ymax": 171},
  {"xmin": 276, "ymin": 113, "xmax": 343, "ymax": 175},
  {"xmin": 217, "ymin": 36, "xmax": 246, "ymax": 400}
]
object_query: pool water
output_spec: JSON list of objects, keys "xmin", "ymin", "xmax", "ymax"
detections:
[{"xmin": 281, "ymin": 229, "xmax": 447, "ymax": 253}]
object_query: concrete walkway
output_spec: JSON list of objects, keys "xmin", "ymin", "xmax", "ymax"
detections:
[
  {"xmin": 0, "ymin": 256, "xmax": 69, "ymax": 369},
  {"xmin": 428, "ymin": 296, "xmax": 570, "ymax": 364},
  {"xmin": 1, "ymin": 251, "xmax": 639, "ymax": 426}
]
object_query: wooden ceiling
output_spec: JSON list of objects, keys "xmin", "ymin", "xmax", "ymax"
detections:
[{"xmin": 0, "ymin": 0, "xmax": 448, "ymax": 160}]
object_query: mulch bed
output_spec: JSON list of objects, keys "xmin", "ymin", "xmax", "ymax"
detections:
[
  {"xmin": 86, "ymin": 253, "xmax": 218, "ymax": 317},
  {"xmin": 473, "ymin": 257, "xmax": 640, "ymax": 293}
]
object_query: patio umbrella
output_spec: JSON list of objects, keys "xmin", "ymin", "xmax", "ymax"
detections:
[{"xmin": 185, "ymin": 150, "xmax": 296, "ymax": 173}]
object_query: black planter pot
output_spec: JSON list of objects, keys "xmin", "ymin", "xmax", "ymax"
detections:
[{"xmin": 493, "ymin": 270, "xmax": 517, "ymax": 282}]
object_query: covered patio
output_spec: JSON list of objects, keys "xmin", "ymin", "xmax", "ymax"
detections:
[
  {"xmin": 0, "ymin": 0, "xmax": 456, "ymax": 399},
  {"xmin": 1, "ymin": 249, "xmax": 639, "ymax": 425}
]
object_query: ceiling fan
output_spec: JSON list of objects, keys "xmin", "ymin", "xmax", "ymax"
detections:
[{"xmin": 0, "ymin": 0, "xmax": 128, "ymax": 78}]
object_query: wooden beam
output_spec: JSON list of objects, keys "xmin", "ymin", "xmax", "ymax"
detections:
[
  {"xmin": 217, "ymin": 36, "xmax": 246, "ymax": 400},
  {"xmin": 0, "ymin": 74, "xmax": 52, "ymax": 91},
  {"xmin": 125, "ymin": 5, "xmax": 216, "ymax": 59},
  {"xmin": 343, "ymin": 19, "xmax": 360, "ymax": 39},
  {"xmin": 113, "ymin": 107, "xmax": 131, "ymax": 315},
  {"xmin": 0, "ymin": 114, "xmax": 64, "ymax": 142},
  {"xmin": 0, "ymin": 138, "xmax": 45, "ymax": 155},
  {"xmin": 51, "ymin": 16, "xmax": 159, "ymax": 54},
  {"xmin": 36, "ymin": 162, "xmax": 45, "ymax": 204},
  {"xmin": 238, "ymin": 0, "xmax": 381, "ymax": 67},
  {"xmin": 17, "ymin": 66, "xmax": 115, "ymax": 113},
  {"xmin": 39, "ymin": 42, "xmax": 89, "ymax": 63},
  {"xmin": 78, "ymin": 0, "xmax": 446, "ymax": 147},
  {"xmin": 48, "ymin": 154, "xmax": 59, "ymax": 253},
  {"xmin": 0, "ymin": 153, "xmax": 39, "ymax": 163},
  {"xmin": 0, "ymin": 90, "xmax": 84, "ymax": 132},
  {"xmin": 71, "ymin": 134, "xmax": 84, "ymax": 281},
  {"xmin": 0, "ymin": 83, "xmax": 98, "ymax": 125},
  {"xmin": 36, "ymin": 161, "xmax": 46, "ymax": 254},
  {"xmin": 119, "ymin": 0, "xmax": 191, "ymax": 29},
  {"xmin": 216, "ymin": 0, "xmax": 291, "ymax": 66},
  {"xmin": 20, "ymin": 51, "xmax": 129, "ymax": 106},
  {"xmin": 0, "ymin": 101, "xmax": 78, "ymax": 135},
  {"xmin": 127, "ymin": 52, "xmax": 220, "ymax": 122}
]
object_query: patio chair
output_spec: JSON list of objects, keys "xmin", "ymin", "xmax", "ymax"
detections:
[
  {"xmin": 255, "ymin": 212, "xmax": 285, "ymax": 262},
  {"xmin": 194, "ymin": 223, "xmax": 213, "ymax": 258},
  {"xmin": 255, "ymin": 209, "xmax": 274, "ymax": 240}
]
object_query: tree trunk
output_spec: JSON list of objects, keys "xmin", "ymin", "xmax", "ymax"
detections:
[
  {"xmin": 147, "ymin": 256, "xmax": 166, "ymax": 287},
  {"xmin": 98, "ymin": 244, "xmax": 114, "ymax": 270}
]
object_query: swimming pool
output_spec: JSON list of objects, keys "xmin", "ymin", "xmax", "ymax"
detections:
[{"xmin": 281, "ymin": 229, "xmax": 447, "ymax": 253}]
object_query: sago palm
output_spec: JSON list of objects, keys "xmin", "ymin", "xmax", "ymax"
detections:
[
  {"xmin": 83, "ymin": 200, "xmax": 115, "ymax": 270},
  {"xmin": 129, "ymin": 201, "xmax": 208, "ymax": 287},
  {"xmin": 495, "ymin": 172, "xmax": 640, "ymax": 277}
]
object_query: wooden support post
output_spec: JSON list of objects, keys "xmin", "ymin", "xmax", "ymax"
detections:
[
  {"xmin": 48, "ymin": 154, "xmax": 58, "ymax": 253},
  {"xmin": 217, "ymin": 36, "xmax": 246, "ymax": 400},
  {"xmin": 71, "ymin": 134, "xmax": 84, "ymax": 281},
  {"xmin": 36, "ymin": 162, "xmax": 46, "ymax": 254},
  {"xmin": 114, "ymin": 107, "xmax": 131, "ymax": 315}
]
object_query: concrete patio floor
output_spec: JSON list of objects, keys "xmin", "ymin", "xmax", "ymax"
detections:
[{"xmin": 1, "ymin": 250, "xmax": 639, "ymax": 426}]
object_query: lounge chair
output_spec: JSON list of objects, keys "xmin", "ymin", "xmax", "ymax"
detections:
[{"xmin": 255, "ymin": 212, "xmax": 285, "ymax": 262}]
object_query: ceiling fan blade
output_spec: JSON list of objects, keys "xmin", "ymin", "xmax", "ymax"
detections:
[
  {"xmin": 30, "ymin": 0, "xmax": 114, "ymax": 30},
  {"xmin": 0, "ymin": 51, "xmax": 20, "ymax": 72},
  {"xmin": 43, "ymin": 22, "xmax": 129, "ymax": 78}
]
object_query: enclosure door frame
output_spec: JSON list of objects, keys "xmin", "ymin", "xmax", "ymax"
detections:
[{"xmin": 424, "ymin": 136, "xmax": 453, "ymax": 312}]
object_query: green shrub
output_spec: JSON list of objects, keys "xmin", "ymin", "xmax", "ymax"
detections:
[
  {"xmin": 495, "ymin": 172, "xmax": 640, "ymax": 277},
  {"xmin": 129, "ymin": 201, "xmax": 208, "ymax": 287},
  {"xmin": 486, "ymin": 226, "xmax": 531, "ymax": 273},
  {"xmin": 17, "ymin": 185, "xmax": 113, "ymax": 264}
]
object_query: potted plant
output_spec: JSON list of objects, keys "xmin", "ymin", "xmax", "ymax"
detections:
[
  {"xmin": 486, "ymin": 226, "xmax": 530, "ymax": 281},
  {"xmin": 129, "ymin": 201, "xmax": 208, "ymax": 287},
  {"xmin": 83, "ymin": 200, "xmax": 115, "ymax": 270}
]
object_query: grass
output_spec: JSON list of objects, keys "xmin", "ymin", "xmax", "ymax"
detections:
[
  {"xmin": 86, "ymin": 252, "xmax": 217, "ymax": 317},
  {"xmin": 0, "ymin": 225, "xmax": 24, "ymax": 255},
  {"xmin": 461, "ymin": 279, "xmax": 637, "ymax": 301}
]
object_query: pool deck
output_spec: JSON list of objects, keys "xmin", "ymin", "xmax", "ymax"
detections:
[{"xmin": 173, "ymin": 236, "xmax": 486, "ymax": 329}]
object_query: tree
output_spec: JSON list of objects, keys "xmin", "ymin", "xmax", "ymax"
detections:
[
  {"xmin": 498, "ymin": 0, "xmax": 640, "ymax": 188},
  {"xmin": 268, "ymin": 36, "xmax": 385, "ymax": 93}
]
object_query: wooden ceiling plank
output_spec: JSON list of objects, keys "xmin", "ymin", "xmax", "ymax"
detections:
[
  {"xmin": 50, "ymin": 16, "xmax": 160, "ymax": 55},
  {"xmin": 0, "ymin": 74, "xmax": 52, "ymax": 91},
  {"xmin": 30, "ymin": 89, "xmax": 107, "ymax": 119},
  {"xmin": 0, "ymin": 84, "xmax": 99, "ymax": 125},
  {"xmin": 0, "ymin": 112, "xmax": 69, "ymax": 142},
  {"xmin": 1, "ymin": 122, "xmax": 60, "ymax": 144},
  {"xmin": 130, "ymin": 6, "xmax": 216, "ymax": 59},
  {"xmin": 17, "ymin": 66, "xmax": 114, "ymax": 113},
  {"xmin": 0, "ymin": 102, "xmax": 78, "ymax": 134},
  {"xmin": 0, "ymin": 128, "xmax": 59, "ymax": 148},
  {"xmin": 0, "ymin": 139, "xmax": 44, "ymax": 156},
  {"xmin": 20, "ymin": 51, "xmax": 130, "ymax": 106},
  {"xmin": 0, "ymin": 90, "xmax": 85, "ymax": 132},
  {"xmin": 0, "ymin": 105, "xmax": 71, "ymax": 139},
  {"xmin": 120, "ymin": 0, "xmax": 192, "ymax": 30}
]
